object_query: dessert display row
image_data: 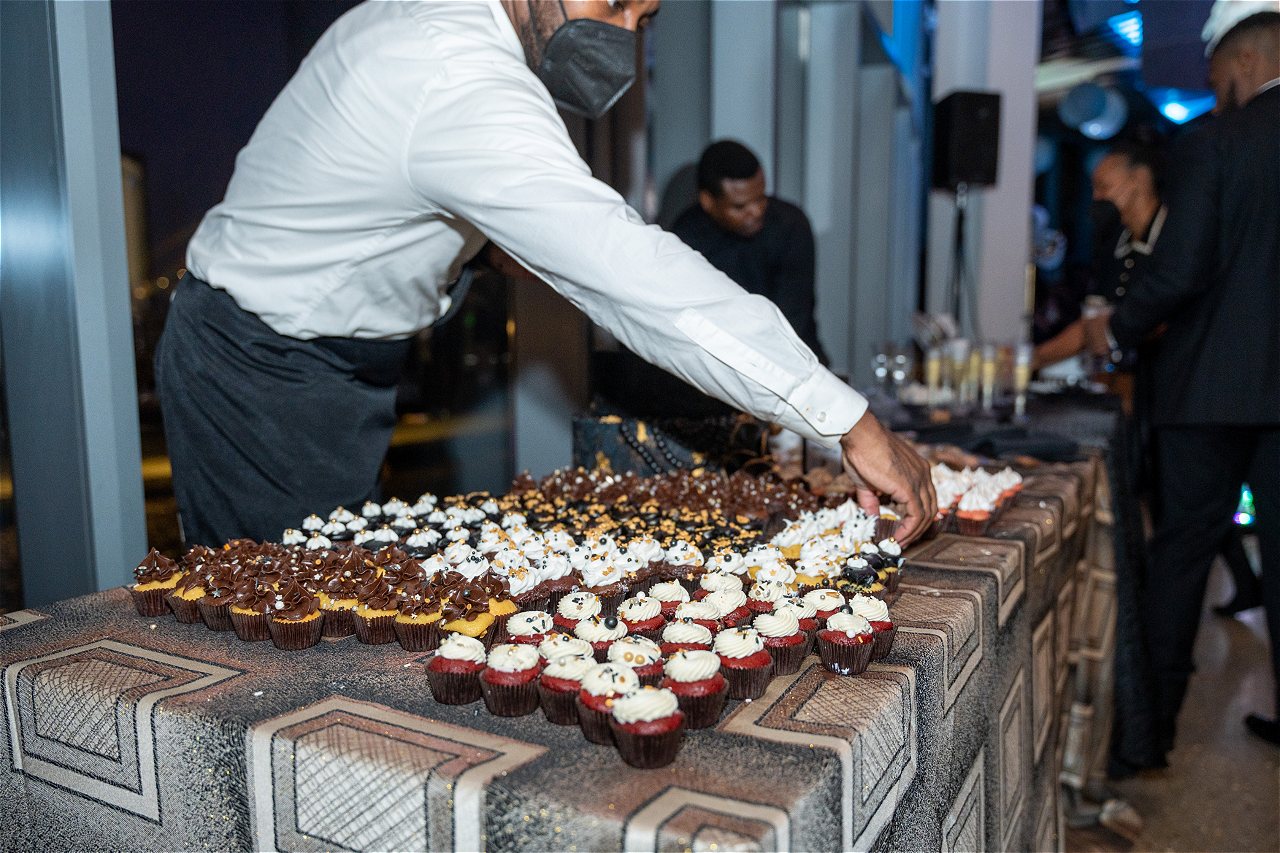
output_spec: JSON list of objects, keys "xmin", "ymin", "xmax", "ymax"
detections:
[{"xmin": 121, "ymin": 465, "xmax": 1013, "ymax": 767}]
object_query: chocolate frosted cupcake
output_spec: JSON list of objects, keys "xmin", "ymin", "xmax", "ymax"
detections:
[
  {"xmin": 426, "ymin": 633, "xmax": 487, "ymax": 705},
  {"xmin": 393, "ymin": 590, "xmax": 443, "ymax": 652},
  {"xmin": 268, "ymin": 579, "xmax": 325, "ymax": 650},
  {"xmin": 480, "ymin": 643, "xmax": 543, "ymax": 717},
  {"xmin": 817, "ymin": 610, "xmax": 875, "ymax": 676},
  {"xmin": 436, "ymin": 573, "xmax": 498, "ymax": 647},
  {"xmin": 538, "ymin": 652, "xmax": 594, "ymax": 725},
  {"xmin": 713, "ymin": 627, "xmax": 773, "ymax": 700},
  {"xmin": 195, "ymin": 573, "xmax": 236, "ymax": 631},
  {"xmin": 877, "ymin": 538, "xmax": 904, "ymax": 593},
  {"xmin": 754, "ymin": 608, "xmax": 809, "ymax": 675},
  {"xmin": 130, "ymin": 549, "xmax": 182, "ymax": 617},
  {"xmin": 576, "ymin": 662, "xmax": 640, "ymax": 745},
  {"xmin": 609, "ymin": 687, "xmax": 686, "ymax": 769},
  {"xmin": 662, "ymin": 650, "xmax": 728, "ymax": 729},
  {"xmin": 167, "ymin": 566, "xmax": 206, "ymax": 624},
  {"xmin": 229, "ymin": 580, "xmax": 275, "ymax": 642},
  {"xmin": 607, "ymin": 635, "xmax": 665, "ymax": 686},
  {"xmin": 353, "ymin": 574, "xmax": 399, "ymax": 644}
]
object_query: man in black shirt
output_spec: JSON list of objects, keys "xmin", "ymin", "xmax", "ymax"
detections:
[{"xmin": 672, "ymin": 140, "xmax": 829, "ymax": 364}]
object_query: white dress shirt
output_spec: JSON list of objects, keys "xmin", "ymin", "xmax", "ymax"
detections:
[{"xmin": 187, "ymin": 0, "xmax": 866, "ymax": 445}]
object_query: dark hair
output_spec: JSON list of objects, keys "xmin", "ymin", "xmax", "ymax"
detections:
[
  {"xmin": 1216, "ymin": 11, "xmax": 1280, "ymax": 57},
  {"xmin": 696, "ymin": 140, "xmax": 761, "ymax": 196},
  {"xmin": 1105, "ymin": 139, "xmax": 1165, "ymax": 195}
]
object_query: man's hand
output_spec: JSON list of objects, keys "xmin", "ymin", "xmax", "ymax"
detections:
[
  {"xmin": 839, "ymin": 412, "xmax": 937, "ymax": 545},
  {"xmin": 1081, "ymin": 309, "xmax": 1115, "ymax": 358}
]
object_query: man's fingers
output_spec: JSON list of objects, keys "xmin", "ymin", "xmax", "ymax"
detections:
[
  {"xmin": 853, "ymin": 483, "xmax": 881, "ymax": 519},
  {"xmin": 894, "ymin": 490, "xmax": 927, "ymax": 545}
]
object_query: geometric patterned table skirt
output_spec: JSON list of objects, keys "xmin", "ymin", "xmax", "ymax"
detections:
[{"xmin": 1, "ymin": 461, "xmax": 1100, "ymax": 852}]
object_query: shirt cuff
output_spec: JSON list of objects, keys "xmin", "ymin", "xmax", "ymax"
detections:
[{"xmin": 784, "ymin": 369, "xmax": 868, "ymax": 448}]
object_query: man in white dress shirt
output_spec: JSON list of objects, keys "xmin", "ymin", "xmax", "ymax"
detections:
[{"xmin": 157, "ymin": 0, "xmax": 935, "ymax": 546}]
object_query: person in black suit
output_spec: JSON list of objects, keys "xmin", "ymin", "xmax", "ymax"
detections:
[{"xmin": 1087, "ymin": 10, "xmax": 1280, "ymax": 749}]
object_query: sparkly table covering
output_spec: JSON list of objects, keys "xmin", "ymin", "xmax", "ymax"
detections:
[{"xmin": 1, "ymin": 462, "xmax": 1101, "ymax": 852}]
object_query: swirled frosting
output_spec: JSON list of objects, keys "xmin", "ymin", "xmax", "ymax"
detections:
[
  {"xmin": 699, "ymin": 572, "xmax": 743, "ymax": 594},
  {"xmin": 755, "ymin": 562, "xmax": 797, "ymax": 585},
  {"xmin": 557, "ymin": 592, "xmax": 602, "ymax": 621},
  {"xmin": 538, "ymin": 633, "xmax": 593, "ymax": 662},
  {"xmin": 826, "ymin": 611, "xmax": 873, "ymax": 637},
  {"xmin": 662, "ymin": 620, "xmax": 714, "ymax": 645},
  {"xmin": 753, "ymin": 608, "xmax": 801, "ymax": 638},
  {"xmin": 486, "ymin": 643, "xmax": 540, "ymax": 673},
  {"xmin": 704, "ymin": 589, "xmax": 748, "ymax": 619},
  {"xmin": 748, "ymin": 580, "xmax": 789, "ymax": 604},
  {"xmin": 665, "ymin": 540, "xmax": 704, "ymax": 567},
  {"xmin": 507, "ymin": 610, "xmax": 553, "ymax": 637},
  {"xmin": 803, "ymin": 589, "xmax": 846, "ymax": 612},
  {"xmin": 649, "ymin": 582, "xmax": 689, "ymax": 603},
  {"xmin": 705, "ymin": 551, "xmax": 748, "ymax": 576},
  {"xmin": 674, "ymin": 601, "xmax": 719, "ymax": 622},
  {"xmin": 581, "ymin": 662, "xmax": 640, "ymax": 697},
  {"xmin": 436, "ymin": 633, "xmax": 486, "ymax": 664},
  {"xmin": 664, "ymin": 649, "xmax": 721, "ymax": 682},
  {"xmin": 608, "ymin": 636, "xmax": 662, "ymax": 667},
  {"xmin": 776, "ymin": 595, "xmax": 817, "ymax": 620},
  {"xmin": 575, "ymin": 616, "xmax": 628, "ymax": 643},
  {"xmin": 618, "ymin": 596, "xmax": 662, "ymax": 622},
  {"xmin": 611, "ymin": 686, "xmax": 679, "ymax": 724},
  {"xmin": 542, "ymin": 653, "xmax": 594, "ymax": 682},
  {"xmin": 713, "ymin": 627, "xmax": 765, "ymax": 659},
  {"xmin": 847, "ymin": 593, "xmax": 890, "ymax": 623}
]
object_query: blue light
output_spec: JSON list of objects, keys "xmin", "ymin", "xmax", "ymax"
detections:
[
  {"xmin": 1147, "ymin": 87, "xmax": 1217, "ymax": 124},
  {"xmin": 1108, "ymin": 11, "xmax": 1143, "ymax": 48}
]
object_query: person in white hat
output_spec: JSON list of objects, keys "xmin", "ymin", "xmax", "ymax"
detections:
[{"xmin": 1088, "ymin": 1, "xmax": 1280, "ymax": 752}]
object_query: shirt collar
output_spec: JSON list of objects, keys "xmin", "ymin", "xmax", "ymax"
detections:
[
  {"xmin": 1114, "ymin": 206, "xmax": 1167, "ymax": 258},
  {"xmin": 1255, "ymin": 77, "xmax": 1280, "ymax": 97}
]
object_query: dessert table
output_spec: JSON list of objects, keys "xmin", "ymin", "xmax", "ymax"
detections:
[{"xmin": 1, "ymin": 462, "xmax": 1105, "ymax": 852}]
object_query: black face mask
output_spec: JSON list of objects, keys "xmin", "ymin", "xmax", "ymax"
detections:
[
  {"xmin": 535, "ymin": 1, "xmax": 637, "ymax": 120},
  {"xmin": 1090, "ymin": 199, "xmax": 1121, "ymax": 236}
]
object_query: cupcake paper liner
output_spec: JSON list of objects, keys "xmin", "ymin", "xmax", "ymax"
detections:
[
  {"xmin": 353, "ymin": 612, "xmax": 396, "ymax": 645},
  {"xmin": 955, "ymin": 514, "xmax": 992, "ymax": 537},
  {"xmin": 165, "ymin": 594, "xmax": 202, "ymax": 624},
  {"xmin": 767, "ymin": 639, "xmax": 809, "ymax": 676},
  {"xmin": 673, "ymin": 687, "xmax": 727, "ymax": 730},
  {"xmin": 394, "ymin": 619, "xmax": 441, "ymax": 652},
  {"xmin": 633, "ymin": 664, "xmax": 664, "ymax": 688},
  {"xmin": 817, "ymin": 636, "xmax": 874, "ymax": 676},
  {"xmin": 875, "ymin": 517, "xmax": 898, "ymax": 541},
  {"xmin": 886, "ymin": 571, "xmax": 901, "ymax": 594},
  {"xmin": 538, "ymin": 684, "xmax": 580, "ymax": 725},
  {"xmin": 610, "ymin": 717, "xmax": 686, "ymax": 769},
  {"xmin": 481, "ymin": 676, "xmax": 541, "ymax": 717},
  {"xmin": 594, "ymin": 591, "xmax": 625, "ymax": 619},
  {"xmin": 426, "ymin": 667, "xmax": 483, "ymax": 705},
  {"xmin": 129, "ymin": 587, "xmax": 168, "ymax": 618},
  {"xmin": 490, "ymin": 612, "xmax": 514, "ymax": 645},
  {"xmin": 575, "ymin": 697, "xmax": 615, "ymax": 745},
  {"xmin": 196, "ymin": 598, "xmax": 233, "ymax": 632},
  {"xmin": 321, "ymin": 608, "xmax": 355, "ymax": 639},
  {"xmin": 722, "ymin": 663, "xmax": 772, "ymax": 700},
  {"xmin": 871, "ymin": 626, "xmax": 898, "ymax": 661},
  {"xmin": 269, "ymin": 615, "xmax": 325, "ymax": 651},
  {"xmin": 230, "ymin": 610, "xmax": 271, "ymax": 643}
]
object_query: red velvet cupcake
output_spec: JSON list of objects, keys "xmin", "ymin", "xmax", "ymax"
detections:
[
  {"xmin": 802, "ymin": 588, "xmax": 847, "ymax": 625},
  {"xmin": 609, "ymin": 687, "xmax": 687, "ymax": 769},
  {"xmin": 746, "ymin": 579, "xmax": 790, "ymax": 614},
  {"xmin": 672, "ymin": 600, "xmax": 720, "ymax": 635},
  {"xmin": 618, "ymin": 595, "xmax": 666, "ymax": 641},
  {"xmin": 480, "ymin": 643, "xmax": 543, "ymax": 717},
  {"xmin": 576, "ymin": 663, "xmax": 641, "ymax": 745},
  {"xmin": 607, "ymin": 636, "xmax": 665, "ymax": 686},
  {"xmin": 426, "ymin": 634, "xmax": 487, "ymax": 704},
  {"xmin": 713, "ymin": 627, "xmax": 773, "ymax": 700},
  {"xmin": 506, "ymin": 610, "xmax": 554, "ymax": 646},
  {"xmin": 662, "ymin": 649, "xmax": 728, "ymax": 729},
  {"xmin": 816, "ymin": 611, "xmax": 876, "ymax": 676},
  {"xmin": 847, "ymin": 593, "xmax": 896, "ymax": 660},
  {"xmin": 648, "ymin": 581, "xmax": 690, "ymax": 618},
  {"xmin": 575, "ymin": 615, "xmax": 629, "ymax": 662},
  {"xmin": 659, "ymin": 619, "xmax": 714, "ymax": 656},
  {"xmin": 553, "ymin": 591, "xmax": 602, "ymax": 634},
  {"xmin": 538, "ymin": 653, "xmax": 595, "ymax": 725},
  {"xmin": 753, "ymin": 609, "xmax": 809, "ymax": 675},
  {"xmin": 704, "ymin": 588, "xmax": 751, "ymax": 629}
]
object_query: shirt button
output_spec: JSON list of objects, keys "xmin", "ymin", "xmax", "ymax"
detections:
[
  {"xmin": 1116, "ymin": 286, "xmax": 1126, "ymax": 296},
  {"xmin": 1124, "ymin": 258, "xmax": 1135, "ymax": 268},
  {"xmin": 817, "ymin": 412, "xmax": 827, "ymax": 423},
  {"xmin": 1120, "ymin": 273, "xmax": 1129, "ymax": 282}
]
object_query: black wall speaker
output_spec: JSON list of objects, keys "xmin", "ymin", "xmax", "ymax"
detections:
[{"xmin": 932, "ymin": 90, "xmax": 1001, "ymax": 190}]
